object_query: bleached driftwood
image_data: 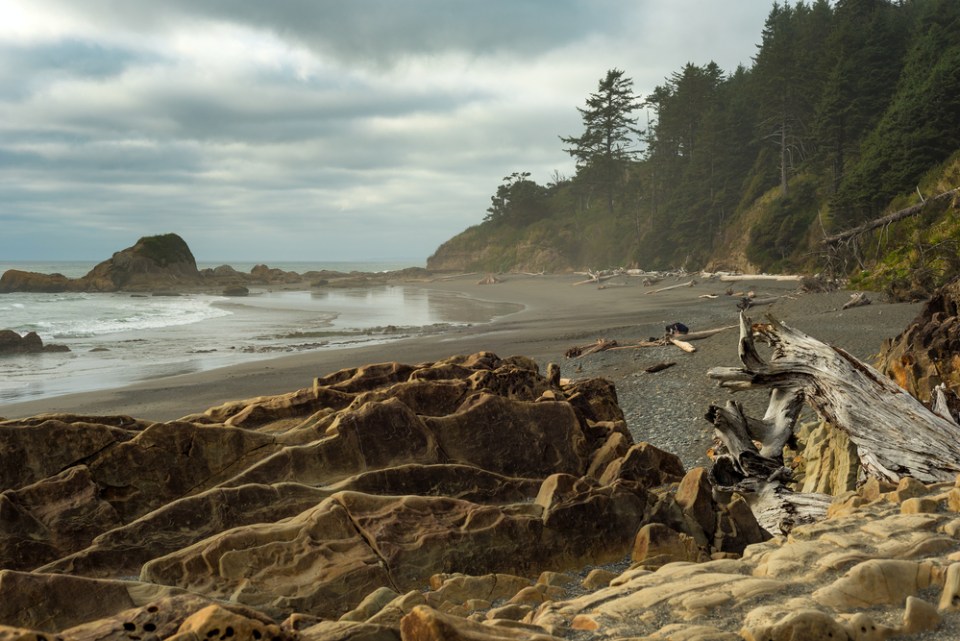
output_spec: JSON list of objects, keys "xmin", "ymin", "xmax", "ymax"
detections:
[
  {"xmin": 567, "ymin": 325, "xmax": 736, "ymax": 359},
  {"xmin": 564, "ymin": 338, "xmax": 618, "ymax": 358},
  {"xmin": 708, "ymin": 313, "xmax": 960, "ymax": 485},
  {"xmin": 841, "ymin": 292, "xmax": 871, "ymax": 310},
  {"xmin": 682, "ymin": 325, "xmax": 737, "ymax": 341},
  {"xmin": 669, "ymin": 337, "xmax": 696, "ymax": 353},
  {"xmin": 645, "ymin": 279, "xmax": 697, "ymax": 295},
  {"xmin": 738, "ymin": 296, "xmax": 782, "ymax": 310},
  {"xmin": 705, "ymin": 312, "xmax": 960, "ymax": 533},
  {"xmin": 717, "ymin": 274, "xmax": 803, "ymax": 282},
  {"xmin": 573, "ymin": 270, "xmax": 623, "ymax": 286},
  {"xmin": 432, "ymin": 272, "xmax": 479, "ymax": 281}
]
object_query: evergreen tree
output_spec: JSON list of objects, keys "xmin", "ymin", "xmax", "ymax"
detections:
[
  {"xmin": 752, "ymin": 2, "xmax": 830, "ymax": 196},
  {"xmin": 835, "ymin": 0, "xmax": 960, "ymax": 222},
  {"xmin": 560, "ymin": 69, "xmax": 643, "ymax": 215},
  {"xmin": 483, "ymin": 172, "xmax": 549, "ymax": 226}
]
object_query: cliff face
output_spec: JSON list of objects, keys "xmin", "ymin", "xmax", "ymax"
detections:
[
  {"xmin": 0, "ymin": 233, "xmax": 201, "ymax": 293},
  {"xmin": 427, "ymin": 225, "xmax": 574, "ymax": 273}
]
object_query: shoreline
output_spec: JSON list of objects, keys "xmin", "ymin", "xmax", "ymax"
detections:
[{"xmin": 0, "ymin": 273, "xmax": 922, "ymax": 466}]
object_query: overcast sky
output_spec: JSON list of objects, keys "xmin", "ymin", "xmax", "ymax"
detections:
[{"xmin": 0, "ymin": 1, "xmax": 773, "ymax": 264}]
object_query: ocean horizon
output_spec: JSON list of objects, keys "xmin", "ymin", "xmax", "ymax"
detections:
[
  {"xmin": 0, "ymin": 261, "xmax": 521, "ymax": 406},
  {"xmin": 0, "ymin": 259, "xmax": 425, "ymax": 281}
]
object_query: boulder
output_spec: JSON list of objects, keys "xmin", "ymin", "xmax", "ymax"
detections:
[
  {"xmin": 878, "ymin": 275, "xmax": 960, "ymax": 401},
  {"xmin": 0, "ymin": 270, "xmax": 77, "ymax": 293},
  {"xmin": 0, "ymin": 330, "xmax": 69, "ymax": 354},
  {"xmin": 83, "ymin": 233, "xmax": 200, "ymax": 291},
  {"xmin": 221, "ymin": 285, "xmax": 249, "ymax": 296},
  {"xmin": 0, "ymin": 234, "xmax": 202, "ymax": 293}
]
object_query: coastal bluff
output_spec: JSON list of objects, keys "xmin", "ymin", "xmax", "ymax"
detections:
[{"xmin": 4, "ymin": 341, "xmax": 960, "ymax": 639}]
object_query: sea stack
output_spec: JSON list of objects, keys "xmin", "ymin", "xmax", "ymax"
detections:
[{"xmin": 0, "ymin": 233, "xmax": 201, "ymax": 293}]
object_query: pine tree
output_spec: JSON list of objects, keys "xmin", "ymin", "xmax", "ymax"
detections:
[{"xmin": 560, "ymin": 69, "xmax": 643, "ymax": 215}]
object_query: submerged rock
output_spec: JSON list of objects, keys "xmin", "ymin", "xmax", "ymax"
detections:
[{"xmin": 0, "ymin": 329, "xmax": 70, "ymax": 354}]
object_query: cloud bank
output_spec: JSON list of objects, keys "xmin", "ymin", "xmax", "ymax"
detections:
[{"xmin": 0, "ymin": 1, "xmax": 771, "ymax": 263}]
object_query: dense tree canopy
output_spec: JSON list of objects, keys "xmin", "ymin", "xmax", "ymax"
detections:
[{"xmin": 464, "ymin": 0, "xmax": 960, "ymax": 278}]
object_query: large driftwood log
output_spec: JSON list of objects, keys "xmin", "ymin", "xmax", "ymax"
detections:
[
  {"xmin": 644, "ymin": 279, "xmax": 697, "ymax": 294},
  {"xmin": 822, "ymin": 187, "xmax": 960, "ymax": 246},
  {"xmin": 709, "ymin": 313, "xmax": 960, "ymax": 485}
]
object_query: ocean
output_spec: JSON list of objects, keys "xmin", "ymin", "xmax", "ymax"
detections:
[{"xmin": 0, "ymin": 261, "xmax": 521, "ymax": 405}]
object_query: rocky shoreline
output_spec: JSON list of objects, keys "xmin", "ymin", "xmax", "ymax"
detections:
[
  {"xmin": 0, "ymin": 233, "xmax": 435, "ymax": 295},
  {"xmin": 9, "ymin": 235, "xmax": 960, "ymax": 639},
  {"xmin": 4, "ymin": 287, "xmax": 960, "ymax": 639}
]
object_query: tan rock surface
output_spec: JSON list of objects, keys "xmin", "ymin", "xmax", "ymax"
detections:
[{"xmin": 20, "ymin": 349, "xmax": 940, "ymax": 639}]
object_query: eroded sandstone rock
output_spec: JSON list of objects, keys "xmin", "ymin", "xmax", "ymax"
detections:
[{"xmin": 0, "ymin": 352, "xmax": 770, "ymax": 638}]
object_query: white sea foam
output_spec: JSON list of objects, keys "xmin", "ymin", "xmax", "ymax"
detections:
[
  {"xmin": 0, "ymin": 283, "xmax": 521, "ymax": 405},
  {"xmin": 4, "ymin": 293, "xmax": 233, "ymax": 338}
]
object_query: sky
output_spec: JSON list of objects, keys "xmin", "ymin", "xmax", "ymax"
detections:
[{"xmin": 0, "ymin": 1, "xmax": 774, "ymax": 264}]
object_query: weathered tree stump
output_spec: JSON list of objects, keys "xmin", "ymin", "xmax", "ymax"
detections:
[{"xmin": 704, "ymin": 312, "xmax": 960, "ymax": 533}]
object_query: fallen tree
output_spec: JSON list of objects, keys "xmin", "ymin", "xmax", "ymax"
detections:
[
  {"xmin": 822, "ymin": 187, "xmax": 960, "ymax": 247},
  {"xmin": 704, "ymin": 312, "xmax": 960, "ymax": 533}
]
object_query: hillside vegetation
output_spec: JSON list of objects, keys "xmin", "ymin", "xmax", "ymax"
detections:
[{"xmin": 428, "ymin": 0, "xmax": 960, "ymax": 294}]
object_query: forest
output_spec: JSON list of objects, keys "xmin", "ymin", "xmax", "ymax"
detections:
[{"xmin": 428, "ymin": 0, "xmax": 960, "ymax": 295}]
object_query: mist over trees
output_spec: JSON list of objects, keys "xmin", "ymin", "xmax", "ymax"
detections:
[{"xmin": 462, "ymin": 0, "xmax": 960, "ymax": 277}]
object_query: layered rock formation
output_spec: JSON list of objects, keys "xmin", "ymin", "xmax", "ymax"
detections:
[
  {"xmin": 5, "ymin": 344, "xmax": 960, "ymax": 640},
  {"xmin": 879, "ymin": 274, "xmax": 960, "ymax": 402},
  {"xmin": 0, "ymin": 352, "xmax": 768, "ymax": 639}
]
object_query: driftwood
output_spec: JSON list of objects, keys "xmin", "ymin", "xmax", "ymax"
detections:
[
  {"xmin": 668, "ymin": 337, "xmax": 696, "ymax": 353},
  {"xmin": 432, "ymin": 272, "xmax": 479, "ymax": 281},
  {"xmin": 823, "ymin": 187, "xmax": 960, "ymax": 246},
  {"xmin": 645, "ymin": 361, "xmax": 676, "ymax": 373},
  {"xmin": 737, "ymin": 296, "xmax": 782, "ymax": 310},
  {"xmin": 567, "ymin": 325, "xmax": 737, "ymax": 359},
  {"xmin": 564, "ymin": 338, "xmax": 618, "ymax": 358},
  {"xmin": 682, "ymin": 325, "xmax": 737, "ymax": 341},
  {"xmin": 705, "ymin": 313, "xmax": 960, "ymax": 533},
  {"xmin": 706, "ymin": 273, "xmax": 803, "ymax": 283},
  {"xmin": 841, "ymin": 292, "xmax": 871, "ymax": 310},
  {"xmin": 644, "ymin": 279, "xmax": 697, "ymax": 295},
  {"xmin": 708, "ymin": 314, "xmax": 960, "ymax": 481},
  {"xmin": 572, "ymin": 269, "xmax": 626, "ymax": 286}
]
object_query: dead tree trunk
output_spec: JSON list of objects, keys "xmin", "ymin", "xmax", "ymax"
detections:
[
  {"xmin": 708, "ymin": 313, "xmax": 960, "ymax": 485},
  {"xmin": 822, "ymin": 187, "xmax": 960, "ymax": 247}
]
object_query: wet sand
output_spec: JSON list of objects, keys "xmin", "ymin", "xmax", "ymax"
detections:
[{"xmin": 0, "ymin": 273, "xmax": 921, "ymax": 465}]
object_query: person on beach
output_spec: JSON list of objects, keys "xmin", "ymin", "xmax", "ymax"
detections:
[{"xmin": 665, "ymin": 322, "xmax": 689, "ymax": 336}]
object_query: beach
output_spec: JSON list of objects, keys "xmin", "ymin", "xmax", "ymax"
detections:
[{"xmin": 0, "ymin": 273, "xmax": 922, "ymax": 468}]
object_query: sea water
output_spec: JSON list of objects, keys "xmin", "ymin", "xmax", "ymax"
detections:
[{"xmin": 0, "ymin": 261, "xmax": 521, "ymax": 405}]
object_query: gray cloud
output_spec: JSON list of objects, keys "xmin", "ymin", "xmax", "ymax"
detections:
[
  {"xmin": 0, "ymin": 1, "xmax": 772, "ymax": 262},
  {"xmin": 29, "ymin": 0, "xmax": 614, "ymax": 64}
]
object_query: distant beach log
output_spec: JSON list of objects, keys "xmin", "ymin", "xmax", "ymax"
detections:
[
  {"xmin": 841, "ymin": 292, "xmax": 871, "ymax": 309},
  {"xmin": 644, "ymin": 279, "xmax": 697, "ymax": 295},
  {"xmin": 705, "ymin": 273, "xmax": 803, "ymax": 282}
]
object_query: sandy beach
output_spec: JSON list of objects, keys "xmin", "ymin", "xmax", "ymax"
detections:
[{"xmin": 0, "ymin": 273, "xmax": 922, "ymax": 467}]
